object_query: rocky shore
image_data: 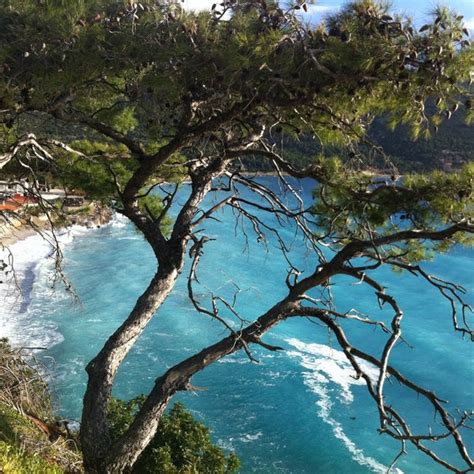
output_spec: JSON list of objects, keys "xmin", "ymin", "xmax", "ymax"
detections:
[{"xmin": 0, "ymin": 202, "xmax": 113, "ymax": 247}]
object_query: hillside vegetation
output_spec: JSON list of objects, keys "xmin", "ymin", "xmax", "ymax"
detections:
[
  {"xmin": 0, "ymin": 339, "xmax": 239, "ymax": 473},
  {"xmin": 0, "ymin": 339, "xmax": 79, "ymax": 473},
  {"xmin": 240, "ymin": 109, "xmax": 473, "ymax": 173}
]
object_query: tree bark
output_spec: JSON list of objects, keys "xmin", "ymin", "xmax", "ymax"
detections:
[
  {"xmin": 80, "ymin": 161, "xmax": 222, "ymax": 472},
  {"xmin": 80, "ymin": 265, "xmax": 180, "ymax": 472},
  {"xmin": 103, "ymin": 299, "xmax": 298, "ymax": 472}
]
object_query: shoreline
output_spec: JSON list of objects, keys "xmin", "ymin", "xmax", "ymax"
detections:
[
  {"xmin": 1, "ymin": 222, "xmax": 38, "ymax": 247},
  {"xmin": 0, "ymin": 206, "xmax": 117, "ymax": 350},
  {"xmin": 0, "ymin": 202, "xmax": 113, "ymax": 248}
]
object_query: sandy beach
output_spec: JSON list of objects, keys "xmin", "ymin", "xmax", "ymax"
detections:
[{"xmin": 1, "ymin": 222, "xmax": 37, "ymax": 247}]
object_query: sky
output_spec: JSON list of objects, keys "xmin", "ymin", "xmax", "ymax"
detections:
[{"xmin": 180, "ymin": 0, "xmax": 474, "ymax": 30}]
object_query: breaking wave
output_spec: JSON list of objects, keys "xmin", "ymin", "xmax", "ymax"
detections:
[
  {"xmin": 0, "ymin": 214, "xmax": 125, "ymax": 350},
  {"xmin": 286, "ymin": 338, "xmax": 403, "ymax": 474}
]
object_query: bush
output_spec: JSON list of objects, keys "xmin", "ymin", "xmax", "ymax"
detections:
[
  {"xmin": 0, "ymin": 338, "xmax": 52, "ymax": 420},
  {"xmin": 107, "ymin": 398, "xmax": 240, "ymax": 473},
  {"xmin": 0, "ymin": 340, "xmax": 80, "ymax": 473},
  {"xmin": 0, "ymin": 440, "xmax": 62, "ymax": 474}
]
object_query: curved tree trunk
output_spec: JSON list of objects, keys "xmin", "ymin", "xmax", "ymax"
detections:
[
  {"xmin": 80, "ymin": 161, "xmax": 222, "ymax": 472},
  {"xmin": 99, "ymin": 266, "xmax": 338, "ymax": 471},
  {"xmin": 80, "ymin": 265, "xmax": 180, "ymax": 472}
]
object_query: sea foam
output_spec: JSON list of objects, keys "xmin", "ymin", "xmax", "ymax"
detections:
[
  {"xmin": 0, "ymin": 216, "xmax": 123, "ymax": 350},
  {"xmin": 286, "ymin": 338, "xmax": 402, "ymax": 474},
  {"xmin": 0, "ymin": 233, "xmax": 57, "ymax": 347}
]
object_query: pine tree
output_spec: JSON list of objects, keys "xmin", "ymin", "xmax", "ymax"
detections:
[{"xmin": 0, "ymin": 1, "xmax": 473, "ymax": 471}]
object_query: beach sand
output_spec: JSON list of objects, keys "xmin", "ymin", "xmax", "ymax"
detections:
[{"xmin": 1, "ymin": 224, "xmax": 37, "ymax": 247}]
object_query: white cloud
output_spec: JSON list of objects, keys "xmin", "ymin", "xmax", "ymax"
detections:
[
  {"xmin": 304, "ymin": 4, "xmax": 340, "ymax": 15},
  {"xmin": 464, "ymin": 18, "xmax": 474, "ymax": 31},
  {"xmin": 180, "ymin": 0, "xmax": 215, "ymax": 11}
]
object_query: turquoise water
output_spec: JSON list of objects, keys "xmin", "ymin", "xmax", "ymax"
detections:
[{"xmin": 3, "ymin": 177, "xmax": 473, "ymax": 473}]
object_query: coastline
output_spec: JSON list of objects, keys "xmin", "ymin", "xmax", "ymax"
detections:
[
  {"xmin": 0, "ymin": 202, "xmax": 113, "ymax": 248},
  {"xmin": 0, "ymin": 205, "xmax": 116, "ymax": 350},
  {"xmin": 1, "ymin": 222, "xmax": 38, "ymax": 247}
]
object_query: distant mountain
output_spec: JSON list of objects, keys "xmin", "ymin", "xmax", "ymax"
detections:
[
  {"xmin": 241, "ymin": 109, "xmax": 473, "ymax": 174},
  {"xmin": 369, "ymin": 110, "xmax": 473, "ymax": 172}
]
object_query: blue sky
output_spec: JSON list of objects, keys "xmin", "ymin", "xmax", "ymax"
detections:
[
  {"xmin": 182, "ymin": 0, "xmax": 474, "ymax": 30},
  {"xmin": 303, "ymin": 0, "xmax": 474, "ymax": 28}
]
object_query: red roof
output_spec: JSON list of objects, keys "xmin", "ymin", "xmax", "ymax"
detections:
[
  {"xmin": 0, "ymin": 195, "xmax": 37, "ymax": 211},
  {"xmin": 10, "ymin": 194, "xmax": 36, "ymax": 204},
  {"xmin": 0, "ymin": 203, "xmax": 20, "ymax": 211}
]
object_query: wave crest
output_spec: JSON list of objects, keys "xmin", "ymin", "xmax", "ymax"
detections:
[{"xmin": 286, "ymin": 338, "xmax": 402, "ymax": 474}]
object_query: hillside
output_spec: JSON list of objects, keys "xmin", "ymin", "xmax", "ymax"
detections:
[
  {"xmin": 370, "ymin": 108, "xmax": 473, "ymax": 172},
  {"xmin": 10, "ymin": 105, "xmax": 473, "ymax": 177},
  {"xmin": 240, "ymin": 108, "xmax": 473, "ymax": 173}
]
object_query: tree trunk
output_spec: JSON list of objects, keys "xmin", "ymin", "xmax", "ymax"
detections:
[
  {"xmin": 80, "ymin": 167, "xmax": 219, "ymax": 472},
  {"xmin": 80, "ymin": 265, "xmax": 179, "ymax": 472},
  {"xmin": 100, "ymin": 299, "xmax": 300, "ymax": 471},
  {"xmin": 104, "ymin": 397, "xmax": 171, "ymax": 472}
]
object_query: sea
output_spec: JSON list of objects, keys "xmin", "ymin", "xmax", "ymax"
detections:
[{"xmin": 1, "ymin": 176, "xmax": 473, "ymax": 473}]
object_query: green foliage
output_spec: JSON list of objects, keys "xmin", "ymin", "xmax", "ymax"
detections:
[
  {"xmin": 54, "ymin": 140, "xmax": 137, "ymax": 202},
  {"xmin": 137, "ymin": 195, "xmax": 173, "ymax": 236},
  {"xmin": 99, "ymin": 106, "xmax": 138, "ymax": 134},
  {"xmin": 0, "ymin": 0, "xmax": 472, "ymax": 203},
  {"xmin": 1, "ymin": 0, "xmax": 472, "ymax": 149},
  {"xmin": 267, "ymin": 104, "xmax": 474, "ymax": 175},
  {"xmin": 107, "ymin": 398, "xmax": 240, "ymax": 474},
  {"xmin": 311, "ymin": 161, "xmax": 474, "ymax": 262},
  {"xmin": 0, "ymin": 440, "xmax": 63, "ymax": 474}
]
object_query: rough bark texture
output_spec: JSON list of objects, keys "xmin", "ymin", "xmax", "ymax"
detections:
[
  {"xmin": 80, "ymin": 267, "xmax": 179, "ymax": 471},
  {"xmin": 80, "ymin": 159, "xmax": 223, "ymax": 472}
]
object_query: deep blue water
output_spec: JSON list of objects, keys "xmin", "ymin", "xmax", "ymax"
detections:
[{"xmin": 3, "ymin": 177, "xmax": 473, "ymax": 473}]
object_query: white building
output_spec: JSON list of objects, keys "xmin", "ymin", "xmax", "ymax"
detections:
[{"xmin": 0, "ymin": 180, "xmax": 25, "ymax": 195}]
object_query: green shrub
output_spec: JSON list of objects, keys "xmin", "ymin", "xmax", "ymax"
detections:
[
  {"xmin": 0, "ymin": 441, "xmax": 62, "ymax": 474},
  {"xmin": 107, "ymin": 398, "xmax": 240, "ymax": 473}
]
